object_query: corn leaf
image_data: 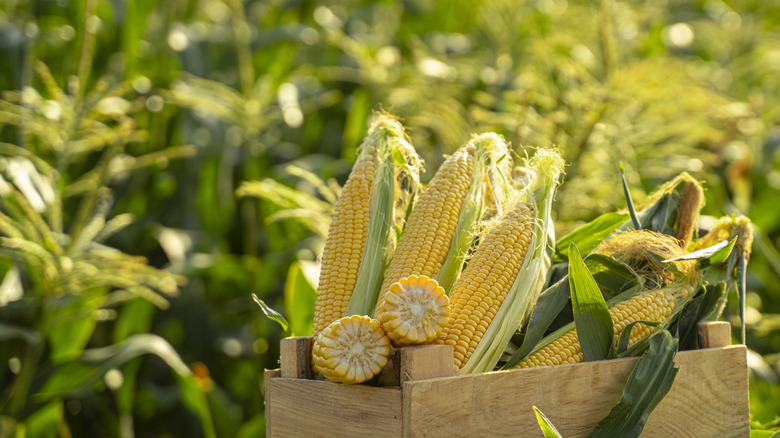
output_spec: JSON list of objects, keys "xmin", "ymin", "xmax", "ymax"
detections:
[
  {"xmin": 738, "ymin": 252, "xmax": 747, "ymax": 344},
  {"xmin": 569, "ymin": 243, "xmax": 613, "ymax": 362},
  {"xmin": 673, "ymin": 282, "xmax": 726, "ymax": 350},
  {"xmin": 616, "ymin": 320, "xmax": 660, "ymax": 354},
  {"xmin": 620, "ymin": 163, "xmax": 642, "ymax": 231},
  {"xmin": 284, "ymin": 261, "xmax": 317, "ymax": 337},
  {"xmin": 588, "ymin": 330, "xmax": 679, "ymax": 438},
  {"xmin": 251, "ymin": 294, "xmax": 289, "ymax": 335},
  {"xmin": 533, "ymin": 406, "xmax": 563, "ymax": 438},
  {"xmin": 554, "ymin": 212, "xmax": 629, "ymax": 263}
]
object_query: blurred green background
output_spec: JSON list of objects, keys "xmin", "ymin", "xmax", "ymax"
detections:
[{"xmin": 1, "ymin": 0, "xmax": 779, "ymax": 436}]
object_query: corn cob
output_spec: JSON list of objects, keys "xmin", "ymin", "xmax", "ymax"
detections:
[
  {"xmin": 312, "ymin": 315, "xmax": 391, "ymax": 384},
  {"xmin": 376, "ymin": 275, "xmax": 450, "ymax": 346},
  {"xmin": 312, "ymin": 115, "xmax": 422, "ymax": 335},
  {"xmin": 373, "ymin": 146, "xmax": 474, "ymax": 315},
  {"xmin": 515, "ymin": 285, "xmax": 692, "ymax": 368},
  {"xmin": 437, "ymin": 202, "xmax": 536, "ymax": 370},
  {"xmin": 312, "ymin": 149, "xmax": 375, "ymax": 335}
]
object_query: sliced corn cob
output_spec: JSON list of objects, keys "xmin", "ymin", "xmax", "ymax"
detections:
[
  {"xmin": 312, "ymin": 115, "xmax": 421, "ymax": 335},
  {"xmin": 312, "ymin": 315, "xmax": 391, "ymax": 384},
  {"xmin": 312, "ymin": 148, "xmax": 375, "ymax": 335},
  {"xmin": 376, "ymin": 275, "xmax": 449, "ymax": 346},
  {"xmin": 515, "ymin": 285, "xmax": 693, "ymax": 368},
  {"xmin": 437, "ymin": 202, "xmax": 536, "ymax": 371}
]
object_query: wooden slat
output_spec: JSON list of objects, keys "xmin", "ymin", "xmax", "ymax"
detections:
[
  {"xmin": 394, "ymin": 344, "xmax": 454, "ymax": 387},
  {"xmin": 280, "ymin": 336, "xmax": 313, "ymax": 379},
  {"xmin": 402, "ymin": 345, "xmax": 749, "ymax": 437},
  {"xmin": 266, "ymin": 376, "xmax": 402, "ymax": 438},
  {"xmin": 698, "ymin": 321, "xmax": 732, "ymax": 348}
]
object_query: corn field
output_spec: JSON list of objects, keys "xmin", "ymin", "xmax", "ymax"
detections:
[{"xmin": 1, "ymin": 0, "xmax": 779, "ymax": 436}]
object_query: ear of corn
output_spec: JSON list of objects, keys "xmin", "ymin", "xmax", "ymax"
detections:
[
  {"xmin": 515, "ymin": 284, "xmax": 694, "ymax": 368},
  {"xmin": 312, "ymin": 315, "xmax": 391, "ymax": 384},
  {"xmin": 437, "ymin": 202, "xmax": 536, "ymax": 371},
  {"xmin": 312, "ymin": 115, "xmax": 421, "ymax": 335},
  {"xmin": 376, "ymin": 275, "xmax": 449, "ymax": 346},
  {"xmin": 442, "ymin": 149, "xmax": 565, "ymax": 374},
  {"xmin": 312, "ymin": 148, "xmax": 375, "ymax": 335}
]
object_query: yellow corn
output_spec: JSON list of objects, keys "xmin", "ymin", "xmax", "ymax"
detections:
[
  {"xmin": 373, "ymin": 146, "xmax": 474, "ymax": 316},
  {"xmin": 437, "ymin": 202, "xmax": 536, "ymax": 370},
  {"xmin": 312, "ymin": 315, "xmax": 391, "ymax": 384},
  {"xmin": 515, "ymin": 286, "xmax": 690, "ymax": 368},
  {"xmin": 376, "ymin": 275, "xmax": 450, "ymax": 347},
  {"xmin": 312, "ymin": 151, "xmax": 375, "ymax": 335}
]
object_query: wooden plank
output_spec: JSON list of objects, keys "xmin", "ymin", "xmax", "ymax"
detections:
[
  {"xmin": 264, "ymin": 369, "xmax": 281, "ymax": 438},
  {"xmin": 394, "ymin": 344, "xmax": 454, "ymax": 387},
  {"xmin": 266, "ymin": 376, "xmax": 402, "ymax": 438},
  {"xmin": 280, "ymin": 337, "xmax": 313, "ymax": 379},
  {"xmin": 698, "ymin": 321, "xmax": 732, "ymax": 348},
  {"xmin": 403, "ymin": 345, "xmax": 749, "ymax": 437}
]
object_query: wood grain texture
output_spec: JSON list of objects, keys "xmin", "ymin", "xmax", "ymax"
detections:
[
  {"xmin": 266, "ymin": 376, "xmax": 402, "ymax": 437},
  {"xmin": 402, "ymin": 345, "xmax": 749, "ymax": 437},
  {"xmin": 394, "ymin": 344, "xmax": 454, "ymax": 387},
  {"xmin": 280, "ymin": 336, "xmax": 313, "ymax": 379},
  {"xmin": 698, "ymin": 321, "xmax": 732, "ymax": 348}
]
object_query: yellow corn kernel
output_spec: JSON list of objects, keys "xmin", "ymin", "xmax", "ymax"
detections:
[
  {"xmin": 437, "ymin": 203, "xmax": 535, "ymax": 370},
  {"xmin": 516, "ymin": 287, "xmax": 687, "ymax": 368},
  {"xmin": 373, "ymin": 147, "xmax": 474, "ymax": 316},
  {"xmin": 377, "ymin": 275, "xmax": 450, "ymax": 347},
  {"xmin": 312, "ymin": 315, "xmax": 391, "ymax": 384},
  {"xmin": 312, "ymin": 151, "xmax": 374, "ymax": 335}
]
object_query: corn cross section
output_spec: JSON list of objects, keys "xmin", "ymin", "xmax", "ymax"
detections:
[
  {"xmin": 312, "ymin": 151, "xmax": 375, "ymax": 335},
  {"xmin": 312, "ymin": 315, "xmax": 391, "ymax": 384},
  {"xmin": 515, "ymin": 287, "xmax": 687, "ymax": 368},
  {"xmin": 377, "ymin": 275, "xmax": 450, "ymax": 346},
  {"xmin": 437, "ymin": 203, "xmax": 535, "ymax": 370},
  {"xmin": 373, "ymin": 147, "xmax": 474, "ymax": 316}
]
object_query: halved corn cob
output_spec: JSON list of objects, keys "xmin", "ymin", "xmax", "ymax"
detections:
[
  {"xmin": 515, "ymin": 285, "xmax": 693, "ymax": 368},
  {"xmin": 437, "ymin": 202, "xmax": 536, "ymax": 371},
  {"xmin": 376, "ymin": 275, "xmax": 449, "ymax": 346},
  {"xmin": 312, "ymin": 315, "xmax": 391, "ymax": 384},
  {"xmin": 312, "ymin": 115, "xmax": 421, "ymax": 335}
]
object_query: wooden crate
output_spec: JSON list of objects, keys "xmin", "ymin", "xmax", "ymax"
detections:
[{"xmin": 264, "ymin": 321, "xmax": 749, "ymax": 437}]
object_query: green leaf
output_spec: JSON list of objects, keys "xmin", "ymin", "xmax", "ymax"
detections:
[
  {"xmin": 533, "ymin": 406, "xmax": 563, "ymax": 438},
  {"xmin": 569, "ymin": 244, "xmax": 613, "ymax": 362},
  {"xmin": 554, "ymin": 212, "xmax": 629, "ymax": 263},
  {"xmin": 586, "ymin": 254, "xmax": 642, "ymax": 299},
  {"xmin": 616, "ymin": 320, "xmax": 660, "ymax": 354},
  {"xmin": 620, "ymin": 163, "xmax": 642, "ymax": 231},
  {"xmin": 24, "ymin": 401, "xmax": 62, "ymax": 438},
  {"xmin": 737, "ymin": 252, "xmax": 747, "ymax": 344},
  {"xmin": 284, "ymin": 261, "xmax": 317, "ymax": 337},
  {"xmin": 589, "ymin": 330, "xmax": 679, "ymax": 438},
  {"xmin": 252, "ymin": 294, "xmax": 289, "ymax": 334},
  {"xmin": 502, "ymin": 276, "xmax": 572, "ymax": 369}
]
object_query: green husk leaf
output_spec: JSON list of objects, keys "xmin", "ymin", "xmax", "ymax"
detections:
[
  {"xmin": 588, "ymin": 330, "xmax": 679, "ymax": 438},
  {"xmin": 738, "ymin": 252, "xmax": 747, "ymax": 344},
  {"xmin": 616, "ymin": 320, "xmax": 660, "ymax": 354},
  {"xmin": 554, "ymin": 212, "xmax": 629, "ymax": 263},
  {"xmin": 569, "ymin": 243, "xmax": 614, "ymax": 362},
  {"xmin": 533, "ymin": 406, "xmax": 563, "ymax": 438}
]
